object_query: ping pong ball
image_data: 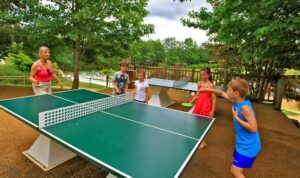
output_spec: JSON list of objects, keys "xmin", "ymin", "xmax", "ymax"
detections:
[{"xmin": 191, "ymin": 92, "xmax": 195, "ymax": 96}]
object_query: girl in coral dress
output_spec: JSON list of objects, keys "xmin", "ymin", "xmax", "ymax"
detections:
[{"xmin": 190, "ymin": 68, "xmax": 216, "ymax": 149}]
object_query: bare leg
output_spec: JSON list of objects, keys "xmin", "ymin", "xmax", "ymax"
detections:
[
  {"xmin": 230, "ymin": 164, "xmax": 245, "ymax": 178},
  {"xmin": 198, "ymin": 137, "xmax": 207, "ymax": 150}
]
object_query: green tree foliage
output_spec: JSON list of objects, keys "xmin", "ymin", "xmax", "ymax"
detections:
[
  {"xmin": 129, "ymin": 40, "xmax": 165, "ymax": 66},
  {"xmin": 0, "ymin": 1, "xmax": 15, "ymax": 58},
  {"xmin": 162, "ymin": 37, "xmax": 182, "ymax": 66},
  {"xmin": 54, "ymin": 46, "xmax": 73, "ymax": 71},
  {"xmin": 182, "ymin": 0, "xmax": 300, "ymax": 68},
  {"xmin": 4, "ymin": 0, "xmax": 154, "ymax": 89},
  {"xmin": 6, "ymin": 53, "xmax": 33, "ymax": 72},
  {"xmin": 0, "ymin": 56, "xmax": 24, "ymax": 76},
  {"xmin": 181, "ymin": 0, "xmax": 300, "ymax": 101},
  {"xmin": 129, "ymin": 38, "xmax": 211, "ymax": 67},
  {"xmin": 0, "ymin": 27, "xmax": 12, "ymax": 58},
  {"xmin": 180, "ymin": 38, "xmax": 210, "ymax": 65},
  {"xmin": 163, "ymin": 37, "xmax": 211, "ymax": 66},
  {"xmin": 79, "ymin": 49, "xmax": 120, "ymax": 71}
]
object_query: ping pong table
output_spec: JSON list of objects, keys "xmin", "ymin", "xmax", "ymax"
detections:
[
  {"xmin": 0, "ymin": 89, "xmax": 214, "ymax": 178},
  {"xmin": 147, "ymin": 78, "xmax": 198, "ymax": 107}
]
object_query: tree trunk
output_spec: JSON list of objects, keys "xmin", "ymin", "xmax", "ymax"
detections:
[
  {"xmin": 72, "ymin": 39, "xmax": 81, "ymax": 89},
  {"xmin": 274, "ymin": 76, "xmax": 286, "ymax": 110},
  {"xmin": 260, "ymin": 78, "xmax": 269, "ymax": 101}
]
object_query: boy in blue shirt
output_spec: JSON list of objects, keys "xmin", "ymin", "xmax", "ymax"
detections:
[{"xmin": 200, "ymin": 79, "xmax": 261, "ymax": 178}]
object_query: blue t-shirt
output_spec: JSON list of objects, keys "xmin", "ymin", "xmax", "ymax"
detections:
[{"xmin": 233, "ymin": 99, "xmax": 261, "ymax": 157}]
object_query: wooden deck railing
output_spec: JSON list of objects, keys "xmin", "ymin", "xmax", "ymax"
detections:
[
  {"xmin": 0, "ymin": 76, "xmax": 30, "ymax": 85},
  {"xmin": 130, "ymin": 66, "xmax": 299, "ymax": 110}
]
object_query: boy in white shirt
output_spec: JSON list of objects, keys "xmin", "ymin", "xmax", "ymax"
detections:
[{"xmin": 134, "ymin": 71, "xmax": 149, "ymax": 103}]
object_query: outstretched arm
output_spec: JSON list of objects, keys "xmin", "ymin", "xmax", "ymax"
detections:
[
  {"xmin": 209, "ymin": 85, "xmax": 216, "ymax": 116},
  {"xmin": 189, "ymin": 93, "xmax": 198, "ymax": 103},
  {"xmin": 50, "ymin": 62, "xmax": 63, "ymax": 89},
  {"xmin": 145, "ymin": 87, "xmax": 149, "ymax": 103},
  {"xmin": 199, "ymin": 87, "xmax": 230, "ymax": 101},
  {"xmin": 52, "ymin": 73, "xmax": 64, "ymax": 89}
]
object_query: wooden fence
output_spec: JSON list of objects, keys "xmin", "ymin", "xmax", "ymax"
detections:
[
  {"xmin": 132, "ymin": 66, "xmax": 299, "ymax": 110},
  {"xmin": 133, "ymin": 66, "xmax": 229, "ymax": 85},
  {"xmin": 0, "ymin": 76, "xmax": 30, "ymax": 86},
  {"xmin": 1, "ymin": 70, "xmax": 298, "ymax": 110}
]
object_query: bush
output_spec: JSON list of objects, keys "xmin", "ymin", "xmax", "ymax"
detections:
[
  {"xmin": 0, "ymin": 56, "xmax": 25, "ymax": 76},
  {"xmin": 6, "ymin": 53, "xmax": 34, "ymax": 72},
  {"xmin": 0, "ymin": 64, "xmax": 24, "ymax": 76},
  {"xmin": 285, "ymin": 78, "xmax": 300, "ymax": 101},
  {"xmin": 101, "ymin": 69, "xmax": 115, "ymax": 78},
  {"xmin": 186, "ymin": 63, "xmax": 218, "ymax": 70}
]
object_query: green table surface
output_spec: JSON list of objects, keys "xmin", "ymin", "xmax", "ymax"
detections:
[{"xmin": 0, "ymin": 89, "xmax": 214, "ymax": 178}]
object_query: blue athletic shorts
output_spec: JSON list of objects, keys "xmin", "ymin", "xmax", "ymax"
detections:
[{"xmin": 232, "ymin": 150, "xmax": 256, "ymax": 168}]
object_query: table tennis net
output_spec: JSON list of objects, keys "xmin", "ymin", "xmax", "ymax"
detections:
[
  {"xmin": 173, "ymin": 80, "xmax": 188, "ymax": 88},
  {"xmin": 38, "ymin": 92, "xmax": 134, "ymax": 128}
]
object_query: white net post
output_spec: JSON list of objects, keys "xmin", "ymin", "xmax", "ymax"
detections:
[{"xmin": 173, "ymin": 80, "xmax": 188, "ymax": 88}]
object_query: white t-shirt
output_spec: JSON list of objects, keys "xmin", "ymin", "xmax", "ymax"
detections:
[{"xmin": 134, "ymin": 80, "xmax": 149, "ymax": 102}]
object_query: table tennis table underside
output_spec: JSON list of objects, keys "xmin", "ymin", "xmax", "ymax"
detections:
[{"xmin": 146, "ymin": 78, "xmax": 197, "ymax": 108}]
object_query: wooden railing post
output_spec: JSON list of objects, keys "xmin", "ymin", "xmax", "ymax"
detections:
[
  {"xmin": 164, "ymin": 66, "xmax": 168, "ymax": 79},
  {"xmin": 191, "ymin": 68, "xmax": 195, "ymax": 82},
  {"xmin": 223, "ymin": 71, "xmax": 228, "ymax": 86}
]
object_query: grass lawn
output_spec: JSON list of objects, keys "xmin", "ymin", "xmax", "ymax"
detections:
[
  {"xmin": 0, "ymin": 78, "xmax": 108, "ymax": 91},
  {"xmin": 282, "ymin": 110, "xmax": 300, "ymax": 116},
  {"xmin": 285, "ymin": 69, "xmax": 300, "ymax": 75},
  {"xmin": 78, "ymin": 82, "xmax": 107, "ymax": 89}
]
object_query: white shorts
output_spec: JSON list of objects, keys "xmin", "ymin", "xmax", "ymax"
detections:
[{"xmin": 32, "ymin": 81, "xmax": 51, "ymax": 95}]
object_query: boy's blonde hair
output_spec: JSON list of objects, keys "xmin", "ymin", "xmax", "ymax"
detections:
[
  {"xmin": 120, "ymin": 60, "xmax": 129, "ymax": 67},
  {"xmin": 228, "ymin": 79, "xmax": 249, "ymax": 98}
]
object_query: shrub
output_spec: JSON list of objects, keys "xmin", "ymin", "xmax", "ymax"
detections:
[{"xmin": 6, "ymin": 53, "xmax": 34, "ymax": 72}]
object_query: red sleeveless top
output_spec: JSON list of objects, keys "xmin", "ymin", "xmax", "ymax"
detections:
[
  {"xmin": 192, "ymin": 82, "xmax": 212, "ymax": 116},
  {"xmin": 34, "ymin": 61, "xmax": 53, "ymax": 82}
]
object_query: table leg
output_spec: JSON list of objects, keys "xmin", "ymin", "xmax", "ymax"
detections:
[
  {"xmin": 188, "ymin": 105, "xmax": 195, "ymax": 113},
  {"xmin": 148, "ymin": 86, "xmax": 174, "ymax": 107},
  {"xmin": 23, "ymin": 134, "xmax": 76, "ymax": 171},
  {"xmin": 106, "ymin": 173, "xmax": 118, "ymax": 178}
]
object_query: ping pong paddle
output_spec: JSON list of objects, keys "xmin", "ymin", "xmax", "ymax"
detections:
[{"xmin": 181, "ymin": 102, "xmax": 193, "ymax": 107}]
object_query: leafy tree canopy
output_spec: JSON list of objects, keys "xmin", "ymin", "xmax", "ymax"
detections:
[
  {"xmin": 181, "ymin": 0, "xmax": 300, "ymax": 68},
  {"xmin": 3, "ymin": 0, "xmax": 154, "ymax": 88},
  {"xmin": 129, "ymin": 38, "xmax": 211, "ymax": 67}
]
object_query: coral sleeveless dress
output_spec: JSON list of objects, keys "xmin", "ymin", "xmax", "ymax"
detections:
[{"xmin": 192, "ymin": 82, "xmax": 212, "ymax": 116}]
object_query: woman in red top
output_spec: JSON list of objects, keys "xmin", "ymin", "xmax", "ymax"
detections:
[
  {"xmin": 29, "ymin": 46, "xmax": 63, "ymax": 95},
  {"xmin": 190, "ymin": 68, "xmax": 216, "ymax": 149}
]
